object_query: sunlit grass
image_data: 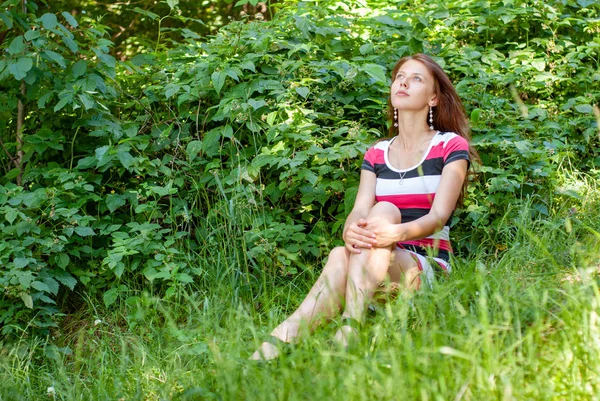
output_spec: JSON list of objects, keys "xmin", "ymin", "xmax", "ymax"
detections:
[{"xmin": 1, "ymin": 194, "xmax": 600, "ymax": 400}]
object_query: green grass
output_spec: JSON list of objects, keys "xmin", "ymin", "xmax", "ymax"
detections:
[{"xmin": 2, "ymin": 192, "xmax": 600, "ymax": 401}]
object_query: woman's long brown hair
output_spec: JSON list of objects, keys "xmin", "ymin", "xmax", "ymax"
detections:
[{"xmin": 387, "ymin": 53, "xmax": 480, "ymax": 206}]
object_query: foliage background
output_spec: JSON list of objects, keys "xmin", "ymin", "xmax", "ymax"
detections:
[{"xmin": 1, "ymin": 1, "xmax": 600, "ymax": 393}]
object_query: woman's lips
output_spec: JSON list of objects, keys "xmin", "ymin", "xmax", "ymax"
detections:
[{"xmin": 396, "ymin": 91, "xmax": 409, "ymax": 96}]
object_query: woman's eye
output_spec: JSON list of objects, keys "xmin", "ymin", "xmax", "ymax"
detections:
[{"xmin": 414, "ymin": 76, "xmax": 422, "ymax": 81}]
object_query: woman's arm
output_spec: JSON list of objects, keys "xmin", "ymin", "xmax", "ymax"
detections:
[
  {"xmin": 369, "ymin": 159, "xmax": 468, "ymax": 246},
  {"xmin": 342, "ymin": 169, "xmax": 377, "ymax": 253}
]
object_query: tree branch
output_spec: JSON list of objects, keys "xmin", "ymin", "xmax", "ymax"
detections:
[{"xmin": 0, "ymin": 136, "xmax": 16, "ymax": 163}]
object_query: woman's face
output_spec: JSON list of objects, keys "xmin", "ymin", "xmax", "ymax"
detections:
[{"xmin": 390, "ymin": 59, "xmax": 438, "ymax": 111}]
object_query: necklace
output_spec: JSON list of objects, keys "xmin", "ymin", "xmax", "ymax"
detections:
[
  {"xmin": 392, "ymin": 131, "xmax": 436, "ymax": 186},
  {"xmin": 398, "ymin": 170, "xmax": 408, "ymax": 186}
]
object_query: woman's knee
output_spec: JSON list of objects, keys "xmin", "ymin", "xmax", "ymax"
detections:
[
  {"xmin": 368, "ymin": 201, "xmax": 401, "ymax": 224},
  {"xmin": 391, "ymin": 250, "xmax": 421, "ymax": 289},
  {"xmin": 325, "ymin": 246, "xmax": 350, "ymax": 271},
  {"xmin": 392, "ymin": 250, "xmax": 419, "ymax": 271}
]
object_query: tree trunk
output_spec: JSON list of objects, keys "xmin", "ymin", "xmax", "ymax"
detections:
[
  {"xmin": 15, "ymin": 0, "xmax": 27, "ymax": 186},
  {"xmin": 16, "ymin": 80, "xmax": 25, "ymax": 186}
]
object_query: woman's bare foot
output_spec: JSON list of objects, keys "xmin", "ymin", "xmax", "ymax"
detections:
[
  {"xmin": 249, "ymin": 341, "xmax": 280, "ymax": 361},
  {"xmin": 333, "ymin": 324, "xmax": 359, "ymax": 348}
]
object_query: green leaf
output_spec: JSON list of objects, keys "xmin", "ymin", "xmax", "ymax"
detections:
[
  {"xmin": 143, "ymin": 266, "xmax": 163, "ymax": 281},
  {"xmin": 22, "ymin": 189, "xmax": 45, "ymax": 208},
  {"xmin": 246, "ymin": 120, "xmax": 261, "ymax": 132},
  {"xmin": 95, "ymin": 145, "xmax": 110, "ymax": 161},
  {"xmin": 97, "ymin": 53, "xmax": 116, "ymax": 68},
  {"xmin": 14, "ymin": 257, "xmax": 29, "ymax": 268},
  {"xmin": 0, "ymin": 12, "xmax": 14, "ymax": 29},
  {"xmin": 74, "ymin": 226, "xmax": 95, "ymax": 237},
  {"xmin": 8, "ymin": 57, "xmax": 32, "ymax": 81},
  {"xmin": 38, "ymin": 92, "xmax": 53, "ymax": 108},
  {"xmin": 44, "ymin": 278, "xmax": 60, "ymax": 295},
  {"xmin": 575, "ymin": 104, "xmax": 592, "ymax": 113},
  {"xmin": 54, "ymin": 271, "xmax": 77, "ymax": 290},
  {"xmin": 165, "ymin": 83, "xmax": 180, "ymax": 99},
  {"xmin": 531, "ymin": 59, "xmax": 545, "ymax": 72},
  {"xmin": 76, "ymin": 157, "xmax": 96, "ymax": 169},
  {"xmin": 31, "ymin": 281, "xmax": 50, "ymax": 293},
  {"xmin": 77, "ymin": 93, "xmax": 95, "ymax": 110},
  {"xmin": 131, "ymin": 54, "xmax": 156, "ymax": 66},
  {"xmin": 248, "ymin": 98, "xmax": 266, "ymax": 110},
  {"xmin": 373, "ymin": 15, "xmax": 410, "ymax": 28},
  {"xmin": 18, "ymin": 273, "xmax": 33, "ymax": 289},
  {"xmin": 222, "ymin": 124, "xmax": 233, "ymax": 138},
  {"xmin": 24, "ymin": 30, "xmax": 40, "ymax": 41},
  {"xmin": 72, "ymin": 60, "xmax": 87, "ymax": 78},
  {"xmin": 5, "ymin": 168, "xmax": 20, "ymax": 179},
  {"xmin": 106, "ymin": 194, "xmax": 126, "ymax": 213},
  {"xmin": 63, "ymin": 36, "xmax": 79, "ymax": 53},
  {"xmin": 20, "ymin": 292, "xmax": 33, "ymax": 309},
  {"xmin": 8, "ymin": 36, "xmax": 25, "ymax": 55},
  {"xmin": 103, "ymin": 288, "xmax": 119, "ymax": 308},
  {"xmin": 181, "ymin": 28, "xmax": 201, "ymax": 39},
  {"xmin": 470, "ymin": 108, "xmax": 483, "ymax": 123},
  {"xmin": 61, "ymin": 11, "xmax": 78, "ymax": 27},
  {"xmin": 149, "ymin": 185, "xmax": 174, "ymax": 197},
  {"xmin": 5, "ymin": 207, "xmax": 18, "ymax": 224},
  {"xmin": 359, "ymin": 43, "xmax": 373, "ymax": 55},
  {"xmin": 166, "ymin": 0, "xmax": 179, "ymax": 9},
  {"xmin": 45, "ymin": 50, "xmax": 66, "ymax": 68},
  {"xmin": 295, "ymin": 87, "xmax": 310, "ymax": 99},
  {"xmin": 176, "ymin": 273, "xmax": 194, "ymax": 284},
  {"xmin": 54, "ymin": 253, "xmax": 70, "ymax": 269},
  {"xmin": 54, "ymin": 96, "xmax": 70, "ymax": 112},
  {"xmin": 211, "ymin": 70, "xmax": 226, "ymax": 95},
  {"xmin": 117, "ymin": 149, "xmax": 134, "ymax": 169},
  {"xmin": 186, "ymin": 140, "xmax": 203, "ymax": 161},
  {"xmin": 133, "ymin": 7, "xmax": 159, "ymax": 20},
  {"xmin": 239, "ymin": 60, "xmax": 256, "ymax": 72},
  {"xmin": 225, "ymin": 67, "xmax": 241, "ymax": 81},
  {"xmin": 362, "ymin": 63, "xmax": 387, "ymax": 85},
  {"xmin": 114, "ymin": 262, "xmax": 125, "ymax": 278},
  {"xmin": 40, "ymin": 13, "xmax": 58, "ymax": 30}
]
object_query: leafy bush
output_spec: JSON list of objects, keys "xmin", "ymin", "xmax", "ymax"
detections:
[{"xmin": 0, "ymin": 0, "xmax": 598, "ymax": 336}]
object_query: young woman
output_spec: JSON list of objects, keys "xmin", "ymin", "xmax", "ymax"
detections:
[{"xmin": 251, "ymin": 53, "xmax": 477, "ymax": 360}]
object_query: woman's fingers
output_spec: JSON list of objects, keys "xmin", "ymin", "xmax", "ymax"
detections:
[
  {"xmin": 344, "ymin": 235, "xmax": 378, "ymax": 254},
  {"xmin": 345, "ymin": 241, "xmax": 371, "ymax": 254},
  {"xmin": 356, "ymin": 218, "xmax": 368, "ymax": 227},
  {"xmin": 349, "ymin": 224, "xmax": 376, "ymax": 241},
  {"xmin": 343, "ymin": 222, "xmax": 378, "ymax": 253},
  {"xmin": 345, "ymin": 243, "xmax": 359, "ymax": 253}
]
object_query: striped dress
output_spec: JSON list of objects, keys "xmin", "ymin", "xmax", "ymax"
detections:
[{"xmin": 361, "ymin": 131, "xmax": 469, "ymax": 276}]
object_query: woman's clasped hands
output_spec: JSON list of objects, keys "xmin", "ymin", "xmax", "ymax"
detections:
[{"xmin": 343, "ymin": 217, "xmax": 400, "ymax": 254}]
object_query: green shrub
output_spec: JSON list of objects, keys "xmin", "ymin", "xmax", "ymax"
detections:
[{"xmin": 0, "ymin": 0, "xmax": 598, "ymax": 336}]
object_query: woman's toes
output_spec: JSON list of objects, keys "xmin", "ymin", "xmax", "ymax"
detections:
[
  {"xmin": 333, "ymin": 325, "xmax": 358, "ymax": 348},
  {"xmin": 249, "ymin": 342, "xmax": 280, "ymax": 361}
]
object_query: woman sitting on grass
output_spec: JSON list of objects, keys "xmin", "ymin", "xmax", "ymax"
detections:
[{"xmin": 251, "ymin": 53, "xmax": 477, "ymax": 361}]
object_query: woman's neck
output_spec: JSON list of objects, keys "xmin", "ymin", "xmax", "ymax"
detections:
[{"xmin": 394, "ymin": 112, "xmax": 433, "ymax": 149}]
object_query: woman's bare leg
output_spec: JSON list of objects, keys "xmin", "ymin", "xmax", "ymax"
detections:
[
  {"xmin": 250, "ymin": 246, "xmax": 351, "ymax": 360},
  {"xmin": 334, "ymin": 201, "xmax": 402, "ymax": 344}
]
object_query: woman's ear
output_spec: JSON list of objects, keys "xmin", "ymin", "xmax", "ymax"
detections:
[{"xmin": 428, "ymin": 96, "xmax": 438, "ymax": 107}]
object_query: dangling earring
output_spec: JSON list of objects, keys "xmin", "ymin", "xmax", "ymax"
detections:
[
  {"xmin": 393, "ymin": 108, "xmax": 398, "ymax": 127},
  {"xmin": 429, "ymin": 106, "xmax": 434, "ymax": 131}
]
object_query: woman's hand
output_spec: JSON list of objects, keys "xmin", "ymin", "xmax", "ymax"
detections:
[
  {"xmin": 365, "ymin": 216, "xmax": 401, "ymax": 248},
  {"xmin": 343, "ymin": 219, "xmax": 377, "ymax": 254}
]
